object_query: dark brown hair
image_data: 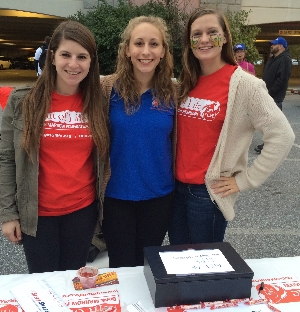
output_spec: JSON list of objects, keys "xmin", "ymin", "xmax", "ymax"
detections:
[
  {"xmin": 44, "ymin": 36, "xmax": 51, "ymax": 45},
  {"xmin": 22, "ymin": 20, "xmax": 109, "ymax": 160},
  {"xmin": 179, "ymin": 7, "xmax": 237, "ymax": 102}
]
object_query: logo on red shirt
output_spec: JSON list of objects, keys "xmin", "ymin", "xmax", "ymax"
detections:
[{"xmin": 178, "ymin": 97, "xmax": 220, "ymax": 121}]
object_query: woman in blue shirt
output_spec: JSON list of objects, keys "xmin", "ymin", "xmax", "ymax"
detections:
[{"xmin": 101, "ymin": 16, "xmax": 176, "ymax": 267}]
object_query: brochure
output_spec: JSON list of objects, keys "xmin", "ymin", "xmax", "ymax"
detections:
[{"xmin": 10, "ymin": 279, "xmax": 70, "ymax": 312}]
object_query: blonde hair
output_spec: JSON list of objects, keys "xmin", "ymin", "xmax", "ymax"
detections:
[{"xmin": 114, "ymin": 15, "xmax": 175, "ymax": 113}]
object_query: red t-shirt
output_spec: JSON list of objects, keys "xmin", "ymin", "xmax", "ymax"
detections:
[
  {"xmin": 38, "ymin": 92, "xmax": 96, "ymax": 216},
  {"xmin": 0, "ymin": 86, "xmax": 13, "ymax": 109},
  {"xmin": 176, "ymin": 64, "xmax": 237, "ymax": 184}
]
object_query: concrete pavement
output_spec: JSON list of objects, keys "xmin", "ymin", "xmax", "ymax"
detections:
[
  {"xmin": 0, "ymin": 72, "xmax": 299, "ymax": 274},
  {"xmin": 224, "ymin": 93, "xmax": 300, "ymax": 259}
]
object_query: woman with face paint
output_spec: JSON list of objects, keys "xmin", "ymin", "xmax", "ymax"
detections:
[
  {"xmin": 100, "ymin": 16, "xmax": 176, "ymax": 268},
  {"xmin": 168, "ymin": 7, "xmax": 295, "ymax": 245}
]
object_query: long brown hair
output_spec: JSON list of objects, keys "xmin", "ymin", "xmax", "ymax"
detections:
[
  {"xmin": 179, "ymin": 7, "xmax": 237, "ymax": 102},
  {"xmin": 22, "ymin": 20, "xmax": 109, "ymax": 160},
  {"xmin": 114, "ymin": 15, "xmax": 176, "ymax": 113}
]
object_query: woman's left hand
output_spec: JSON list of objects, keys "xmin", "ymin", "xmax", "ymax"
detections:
[{"xmin": 210, "ymin": 176, "xmax": 240, "ymax": 197}]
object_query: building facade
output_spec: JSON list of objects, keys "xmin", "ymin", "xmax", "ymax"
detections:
[{"xmin": 2, "ymin": 0, "xmax": 300, "ymax": 24}]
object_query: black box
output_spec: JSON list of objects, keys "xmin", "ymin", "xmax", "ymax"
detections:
[{"xmin": 144, "ymin": 242, "xmax": 254, "ymax": 308}]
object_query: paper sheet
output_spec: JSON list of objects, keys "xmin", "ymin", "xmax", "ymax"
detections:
[{"xmin": 159, "ymin": 249, "xmax": 234, "ymax": 275}]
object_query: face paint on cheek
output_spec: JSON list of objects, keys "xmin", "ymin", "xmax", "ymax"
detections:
[
  {"xmin": 190, "ymin": 36, "xmax": 200, "ymax": 50},
  {"xmin": 210, "ymin": 34, "xmax": 223, "ymax": 47}
]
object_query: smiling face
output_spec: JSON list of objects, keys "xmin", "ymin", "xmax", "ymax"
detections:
[
  {"xmin": 190, "ymin": 14, "xmax": 227, "ymax": 67},
  {"xmin": 52, "ymin": 39, "xmax": 91, "ymax": 95},
  {"xmin": 126, "ymin": 22, "xmax": 165, "ymax": 80}
]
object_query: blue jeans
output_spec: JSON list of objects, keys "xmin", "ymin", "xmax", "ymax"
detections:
[{"xmin": 168, "ymin": 180, "xmax": 228, "ymax": 245}]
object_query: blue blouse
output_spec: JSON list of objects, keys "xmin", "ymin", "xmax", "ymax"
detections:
[{"xmin": 105, "ymin": 88, "xmax": 174, "ymax": 201}]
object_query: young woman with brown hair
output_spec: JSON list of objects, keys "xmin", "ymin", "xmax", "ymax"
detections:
[
  {"xmin": 169, "ymin": 7, "xmax": 294, "ymax": 245},
  {"xmin": 0, "ymin": 20, "xmax": 109, "ymax": 273}
]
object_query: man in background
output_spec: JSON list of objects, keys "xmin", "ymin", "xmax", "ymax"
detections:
[
  {"xmin": 233, "ymin": 43, "xmax": 255, "ymax": 75},
  {"xmin": 255, "ymin": 36, "xmax": 292, "ymax": 153},
  {"xmin": 34, "ymin": 35, "xmax": 51, "ymax": 76}
]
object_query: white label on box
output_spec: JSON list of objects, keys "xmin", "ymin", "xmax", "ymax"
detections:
[{"xmin": 159, "ymin": 249, "xmax": 234, "ymax": 275}]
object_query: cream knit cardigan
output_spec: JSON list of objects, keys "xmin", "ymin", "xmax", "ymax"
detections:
[{"xmin": 205, "ymin": 66, "xmax": 295, "ymax": 221}]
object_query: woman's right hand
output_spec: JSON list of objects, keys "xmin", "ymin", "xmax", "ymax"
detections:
[{"xmin": 1, "ymin": 220, "xmax": 22, "ymax": 243}]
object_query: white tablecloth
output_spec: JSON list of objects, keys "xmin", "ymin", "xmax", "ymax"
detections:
[{"xmin": 0, "ymin": 256, "xmax": 300, "ymax": 312}]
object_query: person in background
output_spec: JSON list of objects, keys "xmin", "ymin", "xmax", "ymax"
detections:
[
  {"xmin": 101, "ymin": 16, "xmax": 176, "ymax": 268},
  {"xmin": 233, "ymin": 43, "xmax": 255, "ymax": 75},
  {"xmin": 0, "ymin": 20, "xmax": 109, "ymax": 273},
  {"xmin": 254, "ymin": 36, "xmax": 292, "ymax": 153},
  {"xmin": 34, "ymin": 35, "xmax": 51, "ymax": 76},
  {"xmin": 168, "ymin": 7, "xmax": 295, "ymax": 245}
]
